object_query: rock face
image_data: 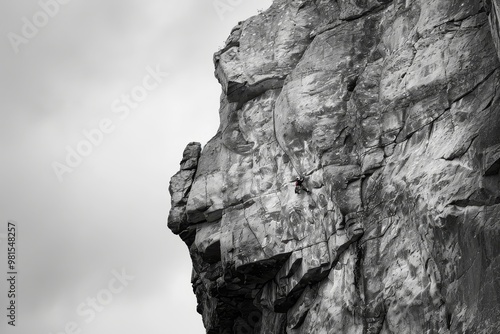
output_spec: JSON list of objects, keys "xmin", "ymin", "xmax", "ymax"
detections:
[{"xmin": 168, "ymin": 0, "xmax": 500, "ymax": 333}]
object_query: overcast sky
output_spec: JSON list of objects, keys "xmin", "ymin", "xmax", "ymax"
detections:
[{"xmin": 0, "ymin": 1, "xmax": 272, "ymax": 333}]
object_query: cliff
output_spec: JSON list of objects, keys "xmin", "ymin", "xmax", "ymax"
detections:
[{"xmin": 168, "ymin": 0, "xmax": 500, "ymax": 333}]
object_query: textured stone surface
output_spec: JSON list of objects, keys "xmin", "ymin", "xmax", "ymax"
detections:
[{"xmin": 168, "ymin": 0, "xmax": 500, "ymax": 333}]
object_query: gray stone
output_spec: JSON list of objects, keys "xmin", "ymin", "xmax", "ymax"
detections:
[{"xmin": 167, "ymin": 0, "xmax": 500, "ymax": 332}]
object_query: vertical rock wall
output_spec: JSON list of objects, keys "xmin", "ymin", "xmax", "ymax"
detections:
[{"xmin": 168, "ymin": 0, "xmax": 500, "ymax": 333}]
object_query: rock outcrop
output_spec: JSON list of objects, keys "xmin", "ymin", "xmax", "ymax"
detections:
[{"xmin": 168, "ymin": 0, "xmax": 500, "ymax": 333}]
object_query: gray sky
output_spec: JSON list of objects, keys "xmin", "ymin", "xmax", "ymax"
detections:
[{"xmin": 0, "ymin": 1, "xmax": 272, "ymax": 333}]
